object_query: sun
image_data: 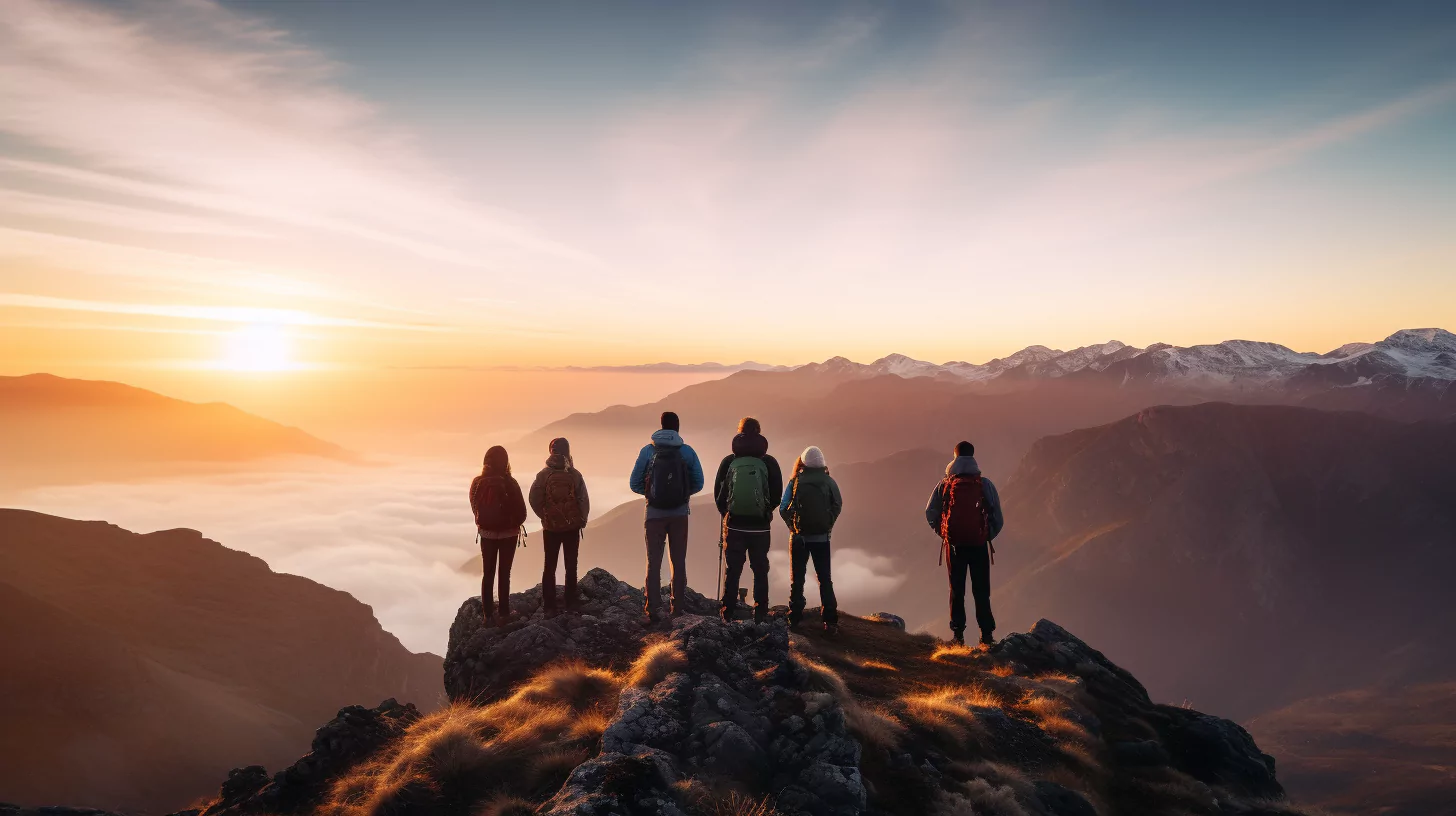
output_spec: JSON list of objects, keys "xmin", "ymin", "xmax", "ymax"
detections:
[{"xmin": 220, "ymin": 323, "xmax": 294, "ymax": 371}]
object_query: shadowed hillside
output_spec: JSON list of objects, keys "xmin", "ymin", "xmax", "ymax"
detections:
[
  {"xmin": 1247, "ymin": 682, "xmax": 1456, "ymax": 816},
  {"xmin": 0, "ymin": 374, "xmax": 350, "ymax": 491},
  {"xmin": 0, "ymin": 510, "xmax": 442, "ymax": 813},
  {"xmin": 993, "ymin": 403, "xmax": 1456, "ymax": 719}
]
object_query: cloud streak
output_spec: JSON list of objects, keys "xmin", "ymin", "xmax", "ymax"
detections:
[{"xmin": 0, "ymin": 293, "xmax": 448, "ymax": 331}]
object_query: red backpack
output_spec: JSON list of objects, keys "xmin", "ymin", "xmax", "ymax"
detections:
[
  {"xmin": 473, "ymin": 474, "xmax": 512, "ymax": 530},
  {"xmin": 939, "ymin": 474, "xmax": 989, "ymax": 545}
]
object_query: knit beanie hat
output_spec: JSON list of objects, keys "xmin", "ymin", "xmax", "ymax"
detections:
[
  {"xmin": 801, "ymin": 446, "xmax": 826, "ymax": 469},
  {"xmin": 548, "ymin": 437, "xmax": 570, "ymax": 456}
]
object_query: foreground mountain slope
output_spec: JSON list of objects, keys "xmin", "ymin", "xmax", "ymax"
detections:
[
  {"xmin": 0, "ymin": 374, "xmax": 348, "ymax": 491},
  {"xmin": 0, "ymin": 510, "xmax": 442, "ymax": 812},
  {"xmin": 993, "ymin": 403, "xmax": 1456, "ymax": 719},
  {"xmin": 1246, "ymin": 682, "xmax": 1456, "ymax": 816},
  {"xmin": 157, "ymin": 569, "xmax": 1308, "ymax": 816}
]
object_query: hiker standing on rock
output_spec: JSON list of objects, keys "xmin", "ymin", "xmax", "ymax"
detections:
[
  {"xmin": 780, "ymin": 445, "xmax": 842, "ymax": 634},
  {"xmin": 470, "ymin": 445, "xmax": 528, "ymax": 626},
  {"xmin": 529, "ymin": 437, "xmax": 590, "ymax": 617},
  {"xmin": 925, "ymin": 440, "xmax": 1005, "ymax": 647},
  {"xmin": 629, "ymin": 411, "xmax": 706, "ymax": 623},
  {"xmin": 713, "ymin": 417, "xmax": 783, "ymax": 624}
]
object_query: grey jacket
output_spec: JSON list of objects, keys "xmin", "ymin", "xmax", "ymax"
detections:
[
  {"xmin": 924, "ymin": 455, "xmax": 1004, "ymax": 540},
  {"xmin": 528, "ymin": 453, "xmax": 590, "ymax": 531}
]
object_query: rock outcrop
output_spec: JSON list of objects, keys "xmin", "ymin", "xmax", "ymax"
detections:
[
  {"xmin": 90, "ymin": 569, "xmax": 1309, "ymax": 816},
  {"xmin": 444, "ymin": 567, "xmax": 717, "ymax": 702}
]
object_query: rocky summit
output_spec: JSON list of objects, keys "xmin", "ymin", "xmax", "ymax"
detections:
[{"xmin": 10, "ymin": 568, "xmax": 1311, "ymax": 816}]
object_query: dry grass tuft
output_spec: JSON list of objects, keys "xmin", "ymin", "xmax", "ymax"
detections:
[
  {"xmin": 513, "ymin": 662, "xmax": 619, "ymax": 711},
  {"xmin": 794, "ymin": 654, "xmax": 906, "ymax": 749},
  {"xmin": 625, "ymin": 638, "xmax": 689, "ymax": 688},
  {"xmin": 930, "ymin": 643, "xmax": 976, "ymax": 663},
  {"xmin": 898, "ymin": 686, "xmax": 1004, "ymax": 748},
  {"xmin": 933, "ymin": 780, "xmax": 1031, "ymax": 816},
  {"xmin": 858, "ymin": 658, "xmax": 899, "ymax": 672},
  {"xmin": 475, "ymin": 794, "xmax": 537, "ymax": 816},
  {"xmin": 322, "ymin": 660, "xmax": 626, "ymax": 816}
]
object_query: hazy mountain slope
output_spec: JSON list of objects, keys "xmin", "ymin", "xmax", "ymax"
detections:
[
  {"xmin": 0, "ymin": 582, "xmax": 302, "ymax": 812},
  {"xmin": 0, "ymin": 510, "xmax": 442, "ymax": 812},
  {"xmin": 991, "ymin": 403, "xmax": 1456, "ymax": 719},
  {"xmin": 0, "ymin": 374, "xmax": 348, "ymax": 490},
  {"xmin": 1246, "ymin": 682, "xmax": 1456, "ymax": 816}
]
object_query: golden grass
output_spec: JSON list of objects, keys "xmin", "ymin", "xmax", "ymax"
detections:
[
  {"xmin": 898, "ymin": 686, "xmax": 1005, "ymax": 748},
  {"xmin": 321, "ymin": 660, "xmax": 625, "ymax": 816},
  {"xmin": 858, "ymin": 658, "xmax": 899, "ymax": 672},
  {"xmin": 793, "ymin": 653, "xmax": 907, "ymax": 749},
  {"xmin": 625, "ymin": 638, "xmax": 688, "ymax": 689},
  {"xmin": 930, "ymin": 643, "xmax": 976, "ymax": 663}
]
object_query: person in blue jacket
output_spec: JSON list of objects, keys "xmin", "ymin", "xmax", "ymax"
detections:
[{"xmin": 629, "ymin": 411, "xmax": 705, "ymax": 622}]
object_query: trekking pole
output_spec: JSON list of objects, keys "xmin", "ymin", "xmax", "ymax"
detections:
[
  {"xmin": 989, "ymin": 538, "xmax": 996, "ymax": 566},
  {"xmin": 717, "ymin": 517, "xmax": 726, "ymax": 605}
]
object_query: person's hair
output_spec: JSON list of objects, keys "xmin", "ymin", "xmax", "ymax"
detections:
[
  {"xmin": 738, "ymin": 416, "xmax": 761, "ymax": 434},
  {"xmin": 955, "ymin": 440, "xmax": 975, "ymax": 457},
  {"xmin": 661, "ymin": 411, "xmax": 680, "ymax": 432},
  {"xmin": 791, "ymin": 456, "xmax": 830, "ymax": 479},
  {"xmin": 483, "ymin": 445, "xmax": 511, "ymax": 476}
]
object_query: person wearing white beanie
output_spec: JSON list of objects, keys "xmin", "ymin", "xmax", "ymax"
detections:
[{"xmin": 779, "ymin": 445, "xmax": 843, "ymax": 634}]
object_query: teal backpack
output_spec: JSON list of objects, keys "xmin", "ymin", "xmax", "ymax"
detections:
[{"xmin": 727, "ymin": 456, "xmax": 771, "ymax": 518}]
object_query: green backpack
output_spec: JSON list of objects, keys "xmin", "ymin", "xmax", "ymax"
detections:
[
  {"xmin": 727, "ymin": 456, "xmax": 771, "ymax": 518},
  {"xmin": 791, "ymin": 470, "xmax": 836, "ymax": 535}
]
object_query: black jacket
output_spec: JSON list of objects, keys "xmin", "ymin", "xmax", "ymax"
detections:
[{"xmin": 713, "ymin": 432, "xmax": 783, "ymax": 532}]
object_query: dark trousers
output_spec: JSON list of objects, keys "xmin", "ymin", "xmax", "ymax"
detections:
[
  {"xmin": 722, "ymin": 528, "xmax": 771, "ymax": 617},
  {"xmin": 480, "ymin": 536, "xmax": 517, "ymax": 619},
  {"xmin": 644, "ymin": 515, "xmax": 689, "ymax": 615},
  {"xmin": 947, "ymin": 540, "xmax": 994, "ymax": 636},
  {"xmin": 542, "ymin": 528, "xmax": 581, "ymax": 611},
  {"xmin": 789, "ymin": 536, "xmax": 838, "ymax": 624}
]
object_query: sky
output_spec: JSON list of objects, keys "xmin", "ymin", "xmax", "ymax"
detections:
[{"xmin": 3, "ymin": 0, "xmax": 1456, "ymax": 380}]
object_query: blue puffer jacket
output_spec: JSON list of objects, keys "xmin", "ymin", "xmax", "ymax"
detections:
[{"xmin": 629, "ymin": 429, "xmax": 705, "ymax": 519}]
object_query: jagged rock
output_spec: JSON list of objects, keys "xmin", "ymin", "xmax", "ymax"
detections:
[
  {"xmin": 444, "ymin": 567, "xmax": 717, "ymax": 702},
  {"xmin": 591, "ymin": 615, "xmax": 865, "ymax": 816},
  {"xmin": 863, "ymin": 612, "xmax": 906, "ymax": 630},
  {"xmin": 200, "ymin": 699, "xmax": 419, "ymax": 815},
  {"xmin": 1032, "ymin": 781, "xmax": 1098, "ymax": 816}
]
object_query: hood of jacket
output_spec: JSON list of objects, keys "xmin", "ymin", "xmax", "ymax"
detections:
[
  {"xmin": 946, "ymin": 455, "xmax": 982, "ymax": 477},
  {"xmin": 732, "ymin": 431, "xmax": 768, "ymax": 458},
  {"xmin": 545, "ymin": 452, "xmax": 573, "ymax": 471},
  {"xmin": 651, "ymin": 429, "xmax": 684, "ymax": 448}
]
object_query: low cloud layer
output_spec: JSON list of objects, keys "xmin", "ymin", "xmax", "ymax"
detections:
[{"xmin": 12, "ymin": 459, "xmax": 482, "ymax": 655}]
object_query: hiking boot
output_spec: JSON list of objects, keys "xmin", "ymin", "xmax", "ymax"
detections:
[
  {"xmin": 823, "ymin": 622, "xmax": 840, "ymax": 636},
  {"xmin": 754, "ymin": 608, "xmax": 769, "ymax": 625},
  {"xmin": 482, "ymin": 614, "xmax": 496, "ymax": 628},
  {"xmin": 645, "ymin": 612, "xmax": 662, "ymax": 626},
  {"xmin": 979, "ymin": 631, "xmax": 996, "ymax": 648},
  {"xmin": 950, "ymin": 630, "xmax": 966, "ymax": 646},
  {"xmin": 543, "ymin": 608, "xmax": 560, "ymax": 619}
]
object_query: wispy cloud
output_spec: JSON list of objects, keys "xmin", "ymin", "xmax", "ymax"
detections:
[
  {"xmin": 0, "ymin": 293, "xmax": 448, "ymax": 331},
  {"xmin": 0, "ymin": 0, "xmax": 593, "ymax": 278}
]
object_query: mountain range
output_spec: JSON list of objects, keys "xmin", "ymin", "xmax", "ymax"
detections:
[
  {"xmin": 0, "ymin": 510, "xmax": 442, "ymax": 813},
  {"xmin": 807, "ymin": 328, "xmax": 1456, "ymax": 393}
]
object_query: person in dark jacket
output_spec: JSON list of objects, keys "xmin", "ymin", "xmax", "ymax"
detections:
[
  {"xmin": 629, "ymin": 411, "xmax": 706, "ymax": 622},
  {"xmin": 924, "ymin": 441, "xmax": 1005, "ymax": 646},
  {"xmin": 779, "ymin": 445, "xmax": 843, "ymax": 634},
  {"xmin": 713, "ymin": 417, "xmax": 783, "ymax": 623},
  {"xmin": 470, "ymin": 445, "xmax": 528, "ymax": 626},
  {"xmin": 529, "ymin": 437, "xmax": 590, "ymax": 617}
]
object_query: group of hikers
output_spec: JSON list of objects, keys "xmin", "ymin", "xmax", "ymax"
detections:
[{"xmin": 468, "ymin": 411, "xmax": 1005, "ymax": 646}]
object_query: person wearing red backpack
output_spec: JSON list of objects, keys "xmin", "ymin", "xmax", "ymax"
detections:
[
  {"xmin": 470, "ymin": 445, "xmax": 528, "ymax": 626},
  {"xmin": 925, "ymin": 440, "xmax": 1005, "ymax": 647},
  {"xmin": 529, "ymin": 437, "xmax": 591, "ymax": 617}
]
